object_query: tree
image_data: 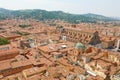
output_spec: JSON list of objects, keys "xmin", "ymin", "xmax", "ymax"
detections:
[{"xmin": 0, "ymin": 37, "xmax": 10, "ymax": 45}]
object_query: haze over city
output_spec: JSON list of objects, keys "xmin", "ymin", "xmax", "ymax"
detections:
[
  {"xmin": 0, "ymin": 0, "xmax": 120, "ymax": 17},
  {"xmin": 0, "ymin": 0, "xmax": 120, "ymax": 80}
]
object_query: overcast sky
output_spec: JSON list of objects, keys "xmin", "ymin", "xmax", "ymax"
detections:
[{"xmin": 0, "ymin": 0, "xmax": 120, "ymax": 17}]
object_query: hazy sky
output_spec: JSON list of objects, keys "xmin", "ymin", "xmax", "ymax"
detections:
[{"xmin": 0, "ymin": 0, "xmax": 120, "ymax": 17}]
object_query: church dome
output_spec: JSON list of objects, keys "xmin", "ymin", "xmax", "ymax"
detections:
[{"xmin": 75, "ymin": 42, "xmax": 86, "ymax": 50}]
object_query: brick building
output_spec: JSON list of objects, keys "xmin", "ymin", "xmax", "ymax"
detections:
[
  {"xmin": 0, "ymin": 49, "xmax": 19, "ymax": 61},
  {"xmin": 57, "ymin": 27, "xmax": 101, "ymax": 45}
]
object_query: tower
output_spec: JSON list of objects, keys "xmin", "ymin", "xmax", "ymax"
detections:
[{"xmin": 116, "ymin": 39, "xmax": 120, "ymax": 51}]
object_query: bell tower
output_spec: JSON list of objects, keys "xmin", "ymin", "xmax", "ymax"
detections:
[{"xmin": 116, "ymin": 39, "xmax": 120, "ymax": 51}]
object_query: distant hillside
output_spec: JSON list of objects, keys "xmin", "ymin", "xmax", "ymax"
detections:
[
  {"xmin": 112, "ymin": 17, "xmax": 120, "ymax": 20},
  {"xmin": 0, "ymin": 8, "xmax": 119, "ymax": 23}
]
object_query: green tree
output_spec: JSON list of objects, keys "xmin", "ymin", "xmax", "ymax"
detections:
[{"xmin": 0, "ymin": 37, "xmax": 10, "ymax": 45}]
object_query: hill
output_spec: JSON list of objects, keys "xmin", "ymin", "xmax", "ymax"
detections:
[{"xmin": 0, "ymin": 8, "xmax": 119, "ymax": 23}]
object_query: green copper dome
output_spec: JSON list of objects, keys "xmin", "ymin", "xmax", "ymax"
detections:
[
  {"xmin": 75, "ymin": 42, "xmax": 86, "ymax": 50},
  {"xmin": 28, "ymin": 38, "xmax": 34, "ymax": 42},
  {"xmin": 29, "ymin": 38, "xmax": 33, "ymax": 40}
]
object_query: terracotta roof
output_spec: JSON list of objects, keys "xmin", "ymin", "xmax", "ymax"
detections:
[
  {"xmin": 97, "ymin": 60, "xmax": 111, "ymax": 68},
  {"xmin": 38, "ymin": 44, "xmax": 58, "ymax": 53},
  {"xmin": 0, "ymin": 44, "xmax": 11, "ymax": 51},
  {"xmin": 101, "ymin": 36, "xmax": 116, "ymax": 42},
  {"xmin": 0, "ymin": 60, "xmax": 12, "ymax": 71},
  {"xmin": 0, "ymin": 48, "xmax": 19, "ymax": 59},
  {"xmin": 64, "ymin": 27, "xmax": 98, "ymax": 34},
  {"xmin": 23, "ymin": 67, "xmax": 46, "ymax": 77},
  {"xmin": 11, "ymin": 60, "xmax": 32, "ymax": 68}
]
